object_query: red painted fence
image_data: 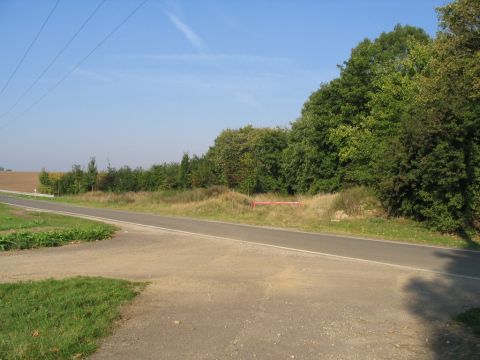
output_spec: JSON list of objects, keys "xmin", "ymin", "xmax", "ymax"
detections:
[{"xmin": 251, "ymin": 201, "xmax": 303, "ymax": 208}]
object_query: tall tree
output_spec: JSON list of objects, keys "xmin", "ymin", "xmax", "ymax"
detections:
[
  {"xmin": 85, "ymin": 157, "xmax": 98, "ymax": 192},
  {"xmin": 285, "ymin": 25, "xmax": 430, "ymax": 193},
  {"xmin": 177, "ymin": 153, "xmax": 191, "ymax": 189},
  {"xmin": 207, "ymin": 126, "xmax": 287, "ymax": 193},
  {"xmin": 283, "ymin": 80, "xmax": 343, "ymax": 193},
  {"xmin": 378, "ymin": 0, "xmax": 480, "ymax": 231}
]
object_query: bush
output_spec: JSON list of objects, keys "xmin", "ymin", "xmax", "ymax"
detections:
[
  {"xmin": 331, "ymin": 187, "xmax": 380, "ymax": 217},
  {"xmin": 0, "ymin": 226, "xmax": 115, "ymax": 251}
]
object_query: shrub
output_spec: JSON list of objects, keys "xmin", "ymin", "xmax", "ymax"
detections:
[
  {"xmin": 331, "ymin": 187, "xmax": 380, "ymax": 217},
  {"xmin": 0, "ymin": 226, "xmax": 115, "ymax": 251}
]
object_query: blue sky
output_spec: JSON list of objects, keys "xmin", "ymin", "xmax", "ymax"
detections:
[{"xmin": 1, "ymin": 0, "xmax": 445, "ymax": 171}]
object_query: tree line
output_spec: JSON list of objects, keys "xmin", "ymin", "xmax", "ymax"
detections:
[
  {"xmin": 40, "ymin": 0, "xmax": 479, "ymax": 233},
  {"xmin": 39, "ymin": 126, "xmax": 288, "ymax": 196}
]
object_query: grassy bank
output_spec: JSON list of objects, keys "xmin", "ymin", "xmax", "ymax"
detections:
[
  {"xmin": 54, "ymin": 186, "xmax": 480, "ymax": 249},
  {"xmin": 0, "ymin": 277, "xmax": 144, "ymax": 359},
  {"xmin": 0, "ymin": 203, "xmax": 116, "ymax": 251}
]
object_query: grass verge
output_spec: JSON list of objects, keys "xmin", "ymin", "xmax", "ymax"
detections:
[
  {"xmin": 48, "ymin": 186, "xmax": 479, "ymax": 250},
  {"xmin": 0, "ymin": 203, "xmax": 116, "ymax": 251},
  {"xmin": 456, "ymin": 308, "xmax": 480, "ymax": 336},
  {"xmin": 0, "ymin": 277, "xmax": 145, "ymax": 360}
]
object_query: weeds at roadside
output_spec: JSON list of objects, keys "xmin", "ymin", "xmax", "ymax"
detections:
[
  {"xmin": 0, "ymin": 226, "xmax": 115, "ymax": 251},
  {"xmin": 0, "ymin": 203, "xmax": 117, "ymax": 251}
]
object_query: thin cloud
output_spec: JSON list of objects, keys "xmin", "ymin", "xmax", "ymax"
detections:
[
  {"xmin": 234, "ymin": 91, "xmax": 260, "ymax": 108},
  {"xmin": 166, "ymin": 12, "xmax": 205, "ymax": 51},
  {"xmin": 73, "ymin": 67, "xmax": 113, "ymax": 82},
  {"xmin": 122, "ymin": 53, "xmax": 292, "ymax": 64}
]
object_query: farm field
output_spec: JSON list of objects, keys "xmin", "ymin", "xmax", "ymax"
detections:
[{"xmin": 0, "ymin": 172, "xmax": 39, "ymax": 193}]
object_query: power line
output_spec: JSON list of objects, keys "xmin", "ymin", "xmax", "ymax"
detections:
[
  {"xmin": 0, "ymin": 0, "xmax": 106, "ymax": 124},
  {"xmin": 0, "ymin": 0, "xmax": 61, "ymax": 100},
  {"xmin": 0, "ymin": 0, "xmax": 149, "ymax": 131}
]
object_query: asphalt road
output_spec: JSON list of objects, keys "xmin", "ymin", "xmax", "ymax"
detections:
[{"xmin": 1, "ymin": 194, "xmax": 480, "ymax": 280}]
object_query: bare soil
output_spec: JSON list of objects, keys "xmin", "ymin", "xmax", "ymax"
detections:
[{"xmin": 0, "ymin": 172, "xmax": 39, "ymax": 192}]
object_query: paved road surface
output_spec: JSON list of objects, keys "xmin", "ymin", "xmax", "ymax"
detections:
[{"xmin": 1, "ymin": 194, "xmax": 479, "ymax": 280}]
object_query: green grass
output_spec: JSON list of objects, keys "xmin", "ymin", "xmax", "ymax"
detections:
[
  {"xmin": 0, "ymin": 277, "xmax": 145, "ymax": 360},
  {"xmin": 319, "ymin": 217, "xmax": 475, "ymax": 248},
  {"xmin": 0, "ymin": 203, "xmax": 117, "ymax": 251},
  {"xmin": 42, "ymin": 187, "xmax": 479, "ymax": 250},
  {"xmin": 456, "ymin": 308, "xmax": 480, "ymax": 336}
]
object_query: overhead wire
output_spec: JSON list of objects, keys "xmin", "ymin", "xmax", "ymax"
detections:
[
  {"xmin": 0, "ymin": 0, "xmax": 149, "ymax": 131},
  {"xmin": 0, "ymin": 0, "xmax": 107, "ymax": 124},
  {"xmin": 0, "ymin": 0, "xmax": 61, "ymax": 99}
]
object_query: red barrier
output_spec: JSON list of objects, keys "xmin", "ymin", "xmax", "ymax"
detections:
[{"xmin": 251, "ymin": 201, "xmax": 302, "ymax": 208}]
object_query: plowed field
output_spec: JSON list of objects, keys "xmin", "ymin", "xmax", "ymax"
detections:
[{"xmin": 0, "ymin": 172, "xmax": 39, "ymax": 192}]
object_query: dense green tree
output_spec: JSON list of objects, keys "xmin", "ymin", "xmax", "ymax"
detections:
[
  {"xmin": 252, "ymin": 127, "xmax": 288, "ymax": 192},
  {"xmin": 239, "ymin": 152, "xmax": 259, "ymax": 195},
  {"xmin": 378, "ymin": 0, "xmax": 480, "ymax": 231},
  {"xmin": 71, "ymin": 165, "xmax": 86, "ymax": 194},
  {"xmin": 38, "ymin": 169, "xmax": 52, "ymax": 192},
  {"xmin": 159, "ymin": 163, "xmax": 179, "ymax": 190},
  {"xmin": 190, "ymin": 155, "xmax": 215, "ymax": 188},
  {"xmin": 207, "ymin": 126, "xmax": 287, "ymax": 193},
  {"xmin": 85, "ymin": 157, "xmax": 98, "ymax": 192},
  {"xmin": 283, "ymin": 81, "xmax": 343, "ymax": 194},
  {"xmin": 142, "ymin": 164, "xmax": 169, "ymax": 191},
  {"xmin": 207, "ymin": 126, "xmax": 256, "ymax": 188},
  {"xmin": 177, "ymin": 153, "xmax": 191, "ymax": 189},
  {"xmin": 97, "ymin": 163, "xmax": 116, "ymax": 192},
  {"xmin": 285, "ymin": 25, "xmax": 430, "ymax": 193},
  {"xmin": 436, "ymin": 0, "xmax": 480, "ymax": 231},
  {"xmin": 114, "ymin": 167, "xmax": 138, "ymax": 192}
]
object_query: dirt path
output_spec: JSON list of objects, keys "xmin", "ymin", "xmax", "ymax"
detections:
[{"xmin": 1, "ymin": 223, "xmax": 479, "ymax": 359}]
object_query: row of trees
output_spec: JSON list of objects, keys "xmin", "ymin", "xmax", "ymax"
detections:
[
  {"xmin": 39, "ymin": 126, "xmax": 288, "ymax": 196},
  {"xmin": 40, "ymin": 157, "xmax": 199, "ymax": 195},
  {"xmin": 40, "ymin": 0, "xmax": 479, "ymax": 232}
]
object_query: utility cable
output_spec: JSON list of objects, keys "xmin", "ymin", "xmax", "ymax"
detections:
[
  {"xmin": 0, "ymin": 0, "xmax": 149, "ymax": 131},
  {"xmin": 0, "ymin": 0, "xmax": 61, "ymax": 99},
  {"xmin": 0, "ymin": 0, "xmax": 106, "ymax": 123}
]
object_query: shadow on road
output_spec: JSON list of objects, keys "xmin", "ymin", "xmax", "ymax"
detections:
[{"xmin": 406, "ymin": 249, "xmax": 480, "ymax": 359}]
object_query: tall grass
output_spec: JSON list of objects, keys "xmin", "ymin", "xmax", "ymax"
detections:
[
  {"xmin": 329, "ymin": 187, "xmax": 382, "ymax": 218},
  {"xmin": 68, "ymin": 187, "xmax": 372, "ymax": 223}
]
